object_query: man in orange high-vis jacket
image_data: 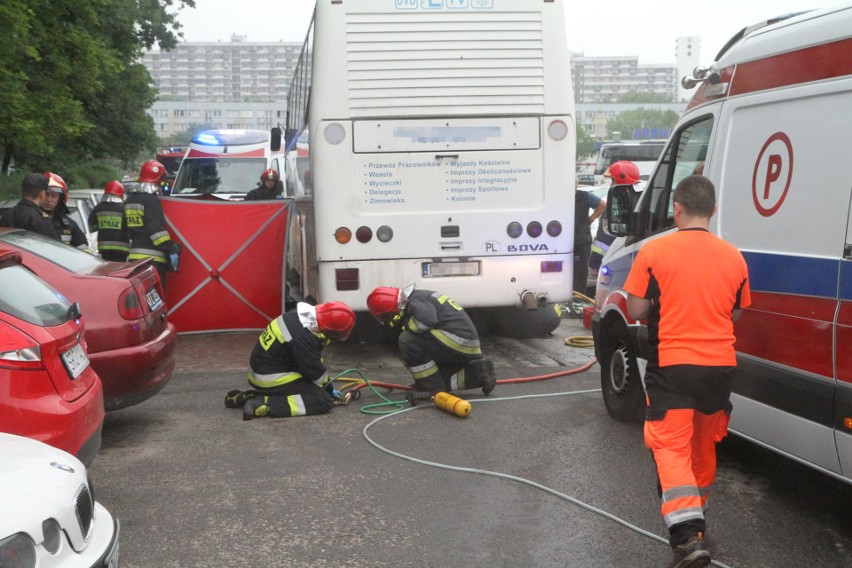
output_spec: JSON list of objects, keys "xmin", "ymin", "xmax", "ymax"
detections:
[{"xmin": 624, "ymin": 175, "xmax": 751, "ymax": 568}]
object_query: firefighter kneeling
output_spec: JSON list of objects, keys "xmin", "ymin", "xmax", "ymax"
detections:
[
  {"xmin": 225, "ymin": 301, "xmax": 356, "ymax": 420},
  {"xmin": 367, "ymin": 285, "xmax": 496, "ymax": 396}
]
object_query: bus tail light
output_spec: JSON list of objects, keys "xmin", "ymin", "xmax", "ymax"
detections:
[
  {"xmin": 547, "ymin": 119, "xmax": 568, "ymax": 141},
  {"xmin": 527, "ymin": 221, "xmax": 543, "ymax": 238},
  {"xmin": 540, "ymin": 261, "xmax": 563, "ymax": 273},
  {"xmin": 355, "ymin": 226, "xmax": 373, "ymax": 243},
  {"xmin": 335, "ymin": 227, "xmax": 352, "ymax": 244},
  {"xmin": 546, "ymin": 221, "xmax": 562, "ymax": 237},
  {"xmin": 376, "ymin": 225, "xmax": 393, "ymax": 243},
  {"xmin": 335, "ymin": 269, "xmax": 359, "ymax": 291},
  {"xmin": 506, "ymin": 222, "xmax": 523, "ymax": 239}
]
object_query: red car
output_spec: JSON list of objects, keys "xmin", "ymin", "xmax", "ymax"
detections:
[
  {"xmin": 0, "ymin": 228, "xmax": 177, "ymax": 411},
  {"xmin": 0, "ymin": 251, "xmax": 104, "ymax": 465}
]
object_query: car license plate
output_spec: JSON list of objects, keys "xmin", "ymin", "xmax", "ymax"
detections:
[
  {"xmin": 61, "ymin": 343, "xmax": 90, "ymax": 380},
  {"xmin": 422, "ymin": 261, "xmax": 481, "ymax": 278},
  {"xmin": 146, "ymin": 287, "xmax": 163, "ymax": 311}
]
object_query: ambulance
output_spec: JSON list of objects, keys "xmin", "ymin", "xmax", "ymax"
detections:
[
  {"xmin": 171, "ymin": 129, "xmax": 286, "ymax": 201},
  {"xmin": 591, "ymin": 4, "xmax": 852, "ymax": 484}
]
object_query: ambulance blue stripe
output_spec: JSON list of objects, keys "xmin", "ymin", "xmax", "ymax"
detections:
[
  {"xmin": 842, "ymin": 261, "xmax": 852, "ymax": 301},
  {"xmin": 741, "ymin": 251, "xmax": 840, "ymax": 299}
]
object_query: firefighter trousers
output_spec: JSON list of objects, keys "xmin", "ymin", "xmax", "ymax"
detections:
[
  {"xmin": 398, "ymin": 330, "xmax": 489, "ymax": 393},
  {"xmin": 255, "ymin": 379, "xmax": 334, "ymax": 418},
  {"xmin": 643, "ymin": 364, "xmax": 733, "ymax": 546}
]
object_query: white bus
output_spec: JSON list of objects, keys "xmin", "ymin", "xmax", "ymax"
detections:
[{"xmin": 285, "ymin": 0, "xmax": 575, "ymax": 334}]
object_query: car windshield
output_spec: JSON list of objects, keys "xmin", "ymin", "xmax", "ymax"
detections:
[
  {"xmin": 0, "ymin": 230, "xmax": 105, "ymax": 273},
  {"xmin": 172, "ymin": 157, "xmax": 267, "ymax": 195},
  {"xmin": 0, "ymin": 263, "xmax": 70, "ymax": 326}
]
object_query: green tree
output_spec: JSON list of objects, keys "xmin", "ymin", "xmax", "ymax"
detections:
[
  {"xmin": 606, "ymin": 108, "xmax": 680, "ymax": 140},
  {"xmin": 0, "ymin": 0, "xmax": 195, "ymax": 176},
  {"xmin": 576, "ymin": 120, "xmax": 595, "ymax": 160},
  {"xmin": 616, "ymin": 91, "xmax": 674, "ymax": 104}
]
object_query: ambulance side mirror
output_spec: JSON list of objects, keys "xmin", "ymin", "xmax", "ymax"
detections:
[
  {"xmin": 271, "ymin": 127, "xmax": 282, "ymax": 151},
  {"xmin": 606, "ymin": 184, "xmax": 636, "ymax": 237}
]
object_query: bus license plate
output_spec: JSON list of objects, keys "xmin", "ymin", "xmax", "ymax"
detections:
[
  {"xmin": 61, "ymin": 343, "xmax": 90, "ymax": 380},
  {"xmin": 146, "ymin": 287, "xmax": 163, "ymax": 311},
  {"xmin": 422, "ymin": 261, "xmax": 481, "ymax": 278}
]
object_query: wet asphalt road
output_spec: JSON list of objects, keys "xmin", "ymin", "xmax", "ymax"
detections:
[{"xmin": 88, "ymin": 317, "xmax": 852, "ymax": 568}]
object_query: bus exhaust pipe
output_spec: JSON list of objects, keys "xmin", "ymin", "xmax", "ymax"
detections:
[{"xmin": 520, "ymin": 291, "xmax": 548, "ymax": 310}]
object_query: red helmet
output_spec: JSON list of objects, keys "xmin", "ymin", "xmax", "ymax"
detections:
[
  {"xmin": 104, "ymin": 180, "xmax": 125, "ymax": 198},
  {"xmin": 315, "ymin": 301, "xmax": 356, "ymax": 341},
  {"xmin": 606, "ymin": 161, "xmax": 641, "ymax": 185},
  {"xmin": 367, "ymin": 287, "xmax": 401, "ymax": 324},
  {"xmin": 139, "ymin": 160, "xmax": 167, "ymax": 184},
  {"xmin": 44, "ymin": 172, "xmax": 68, "ymax": 199},
  {"xmin": 260, "ymin": 168, "xmax": 279, "ymax": 181}
]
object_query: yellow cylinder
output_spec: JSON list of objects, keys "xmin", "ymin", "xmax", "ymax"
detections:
[{"xmin": 433, "ymin": 392, "xmax": 472, "ymax": 418}]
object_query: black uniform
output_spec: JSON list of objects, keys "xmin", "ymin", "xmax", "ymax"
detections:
[
  {"xmin": 395, "ymin": 289, "xmax": 494, "ymax": 394},
  {"xmin": 48, "ymin": 208, "xmax": 88, "ymax": 250},
  {"xmin": 88, "ymin": 202, "xmax": 129, "ymax": 261},
  {"xmin": 244, "ymin": 310, "xmax": 335, "ymax": 418},
  {"xmin": 125, "ymin": 192, "xmax": 177, "ymax": 286},
  {"xmin": 244, "ymin": 183, "xmax": 282, "ymax": 201},
  {"xmin": 0, "ymin": 200, "xmax": 59, "ymax": 240}
]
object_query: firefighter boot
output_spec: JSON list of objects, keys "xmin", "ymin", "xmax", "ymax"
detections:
[
  {"xmin": 667, "ymin": 533, "xmax": 710, "ymax": 568},
  {"xmin": 224, "ymin": 389, "xmax": 258, "ymax": 409},
  {"xmin": 463, "ymin": 357, "xmax": 497, "ymax": 395},
  {"xmin": 243, "ymin": 396, "xmax": 270, "ymax": 421}
]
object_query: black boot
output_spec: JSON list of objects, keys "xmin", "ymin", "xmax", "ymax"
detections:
[{"xmin": 224, "ymin": 389, "xmax": 258, "ymax": 408}]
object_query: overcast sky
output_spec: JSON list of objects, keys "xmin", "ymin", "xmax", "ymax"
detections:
[{"xmin": 177, "ymin": 0, "xmax": 837, "ymax": 66}]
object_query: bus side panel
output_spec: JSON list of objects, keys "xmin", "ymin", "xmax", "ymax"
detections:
[{"xmin": 715, "ymin": 80, "xmax": 852, "ymax": 476}]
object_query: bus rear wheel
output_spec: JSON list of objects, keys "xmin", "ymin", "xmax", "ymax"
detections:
[{"xmin": 600, "ymin": 321, "xmax": 645, "ymax": 422}]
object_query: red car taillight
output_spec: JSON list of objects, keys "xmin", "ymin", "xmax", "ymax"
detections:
[
  {"xmin": 0, "ymin": 321, "xmax": 43, "ymax": 370},
  {"xmin": 118, "ymin": 287, "xmax": 145, "ymax": 320}
]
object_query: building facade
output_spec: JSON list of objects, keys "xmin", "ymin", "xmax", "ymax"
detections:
[
  {"xmin": 143, "ymin": 36, "xmax": 301, "ymax": 137},
  {"xmin": 570, "ymin": 54, "xmax": 679, "ymax": 104}
]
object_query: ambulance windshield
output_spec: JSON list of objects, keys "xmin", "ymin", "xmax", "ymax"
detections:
[{"xmin": 172, "ymin": 158, "xmax": 267, "ymax": 196}]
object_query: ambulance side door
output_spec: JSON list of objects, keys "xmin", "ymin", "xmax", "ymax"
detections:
[{"xmin": 836, "ymin": 190, "xmax": 852, "ymax": 477}]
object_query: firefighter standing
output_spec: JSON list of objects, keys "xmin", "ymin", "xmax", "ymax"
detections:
[
  {"xmin": 0, "ymin": 173, "xmax": 58, "ymax": 239},
  {"xmin": 225, "ymin": 301, "xmax": 357, "ymax": 420},
  {"xmin": 244, "ymin": 168, "xmax": 282, "ymax": 200},
  {"xmin": 624, "ymin": 176, "xmax": 751, "ymax": 568},
  {"xmin": 88, "ymin": 180, "xmax": 129, "ymax": 262},
  {"xmin": 126, "ymin": 160, "xmax": 179, "ymax": 287},
  {"xmin": 41, "ymin": 172, "xmax": 89, "ymax": 250},
  {"xmin": 366, "ymin": 285, "xmax": 497, "ymax": 396},
  {"xmin": 590, "ymin": 160, "xmax": 641, "ymax": 275}
]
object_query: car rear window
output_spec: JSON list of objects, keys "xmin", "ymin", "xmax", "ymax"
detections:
[
  {"xmin": 0, "ymin": 230, "xmax": 105, "ymax": 273},
  {"xmin": 0, "ymin": 264, "xmax": 70, "ymax": 326}
]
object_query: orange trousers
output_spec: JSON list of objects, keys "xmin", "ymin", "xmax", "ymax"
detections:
[{"xmin": 645, "ymin": 407, "xmax": 730, "ymax": 544}]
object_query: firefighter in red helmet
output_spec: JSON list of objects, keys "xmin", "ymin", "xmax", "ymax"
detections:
[
  {"xmin": 226, "ymin": 301, "xmax": 357, "ymax": 420},
  {"xmin": 126, "ymin": 160, "xmax": 180, "ymax": 287},
  {"xmin": 244, "ymin": 168, "xmax": 282, "ymax": 201},
  {"xmin": 87, "ymin": 180, "xmax": 129, "ymax": 262},
  {"xmin": 367, "ymin": 284, "xmax": 497, "ymax": 396},
  {"xmin": 590, "ymin": 160, "xmax": 642, "ymax": 275},
  {"xmin": 41, "ymin": 172, "xmax": 89, "ymax": 250}
]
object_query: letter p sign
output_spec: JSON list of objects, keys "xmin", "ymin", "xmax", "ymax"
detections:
[{"xmin": 752, "ymin": 132, "xmax": 793, "ymax": 217}]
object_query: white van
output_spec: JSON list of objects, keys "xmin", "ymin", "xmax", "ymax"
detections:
[{"xmin": 591, "ymin": 5, "xmax": 852, "ymax": 484}]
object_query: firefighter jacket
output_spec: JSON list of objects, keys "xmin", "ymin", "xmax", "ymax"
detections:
[
  {"xmin": 0, "ymin": 199, "xmax": 59, "ymax": 240},
  {"xmin": 48, "ymin": 210, "xmax": 88, "ymax": 249},
  {"xmin": 88, "ymin": 202, "xmax": 129, "ymax": 256},
  {"xmin": 125, "ymin": 193, "xmax": 176, "ymax": 266},
  {"xmin": 247, "ymin": 311, "xmax": 332, "ymax": 391},
  {"xmin": 244, "ymin": 184, "xmax": 282, "ymax": 201},
  {"xmin": 400, "ymin": 289, "xmax": 482, "ymax": 355}
]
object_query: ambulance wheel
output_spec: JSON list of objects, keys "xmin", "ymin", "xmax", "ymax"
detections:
[{"xmin": 600, "ymin": 320, "xmax": 644, "ymax": 422}]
